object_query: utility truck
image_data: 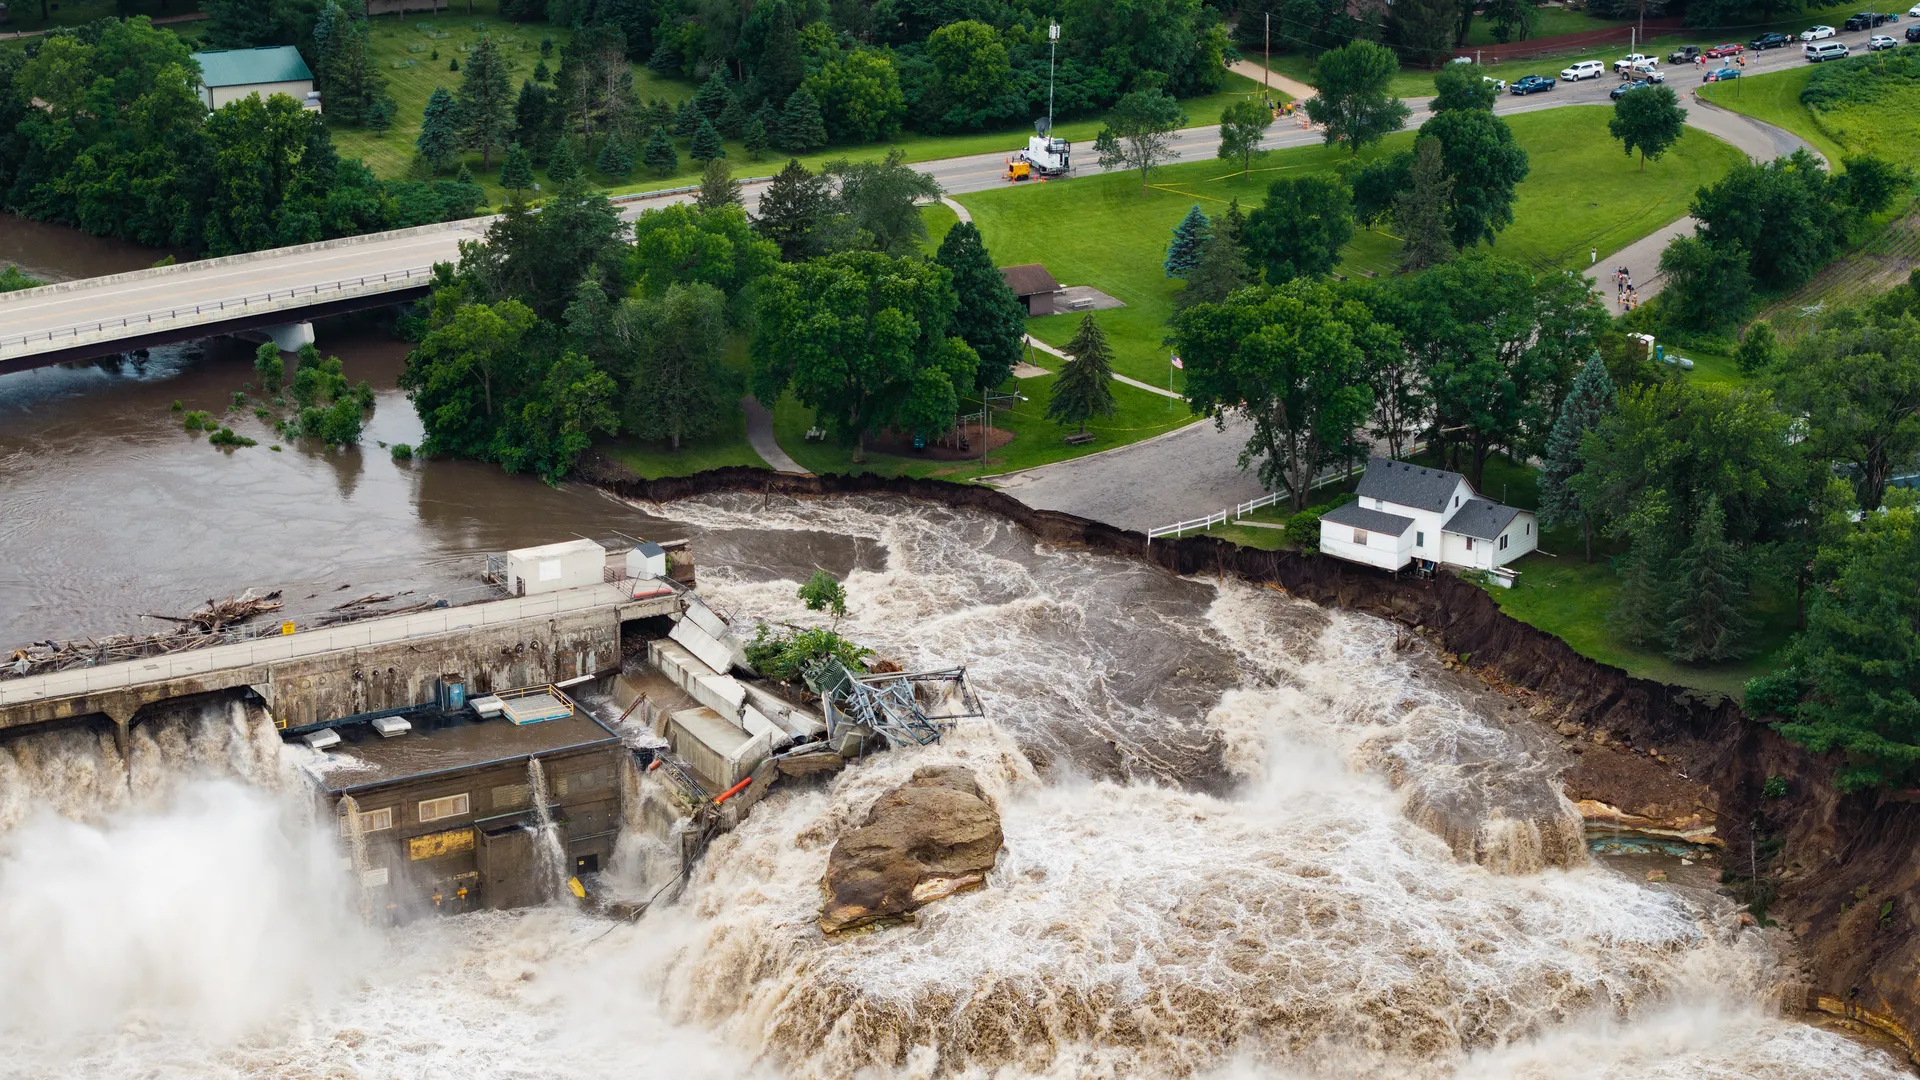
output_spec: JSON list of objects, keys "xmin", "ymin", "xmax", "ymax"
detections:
[{"xmin": 1006, "ymin": 121, "xmax": 1072, "ymax": 181}]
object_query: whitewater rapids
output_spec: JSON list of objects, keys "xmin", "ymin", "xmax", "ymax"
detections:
[{"xmin": 0, "ymin": 494, "xmax": 1904, "ymax": 1079}]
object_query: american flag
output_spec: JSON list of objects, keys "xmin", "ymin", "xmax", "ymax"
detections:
[{"xmin": 1171, "ymin": 356, "xmax": 1184, "ymax": 369}]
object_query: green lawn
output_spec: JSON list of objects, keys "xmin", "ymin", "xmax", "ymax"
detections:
[
  {"xmin": 956, "ymin": 106, "xmax": 1745, "ymax": 387},
  {"xmin": 1698, "ymin": 66, "xmax": 1850, "ymax": 166},
  {"xmin": 602, "ymin": 410, "xmax": 766, "ymax": 477},
  {"xmin": 770, "ymin": 374, "xmax": 1196, "ymax": 480},
  {"xmin": 920, "ymin": 199, "xmax": 960, "ymax": 253}
]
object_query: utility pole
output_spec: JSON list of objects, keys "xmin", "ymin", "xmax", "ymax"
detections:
[
  {"xmin": 1264, "ymin": 13, "xmax": 1271, "ymax": 94},
  {"xmin": 1048, "ymin": 23, "xmax": 1059, "ymax": 136}
]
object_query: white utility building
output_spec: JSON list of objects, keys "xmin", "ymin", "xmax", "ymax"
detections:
[
  {"xmin": 504, "ymin": 539, "xmax": 606, "ymax": 596},
  {"xmin": 1319, "ymin": 457, "xmax": 1537, "ymax": 575},
  {"xmin": 191, "ymin": 46, "xmax": 320, "ymax": 111}
]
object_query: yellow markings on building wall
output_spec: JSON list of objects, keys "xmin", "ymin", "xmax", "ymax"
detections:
[{"xmin": 408, "ymin": 827, "xmax": 476, "ymax": 861}]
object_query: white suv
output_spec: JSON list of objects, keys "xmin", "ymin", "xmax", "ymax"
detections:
[{"xmin": 1561, "ymin": 60, "xmax": 1606, "ymax": 80}]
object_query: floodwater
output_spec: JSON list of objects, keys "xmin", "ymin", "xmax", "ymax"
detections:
[{"xmin": 0, "ymin": 213, "xmax": 183, "ymax": 283}]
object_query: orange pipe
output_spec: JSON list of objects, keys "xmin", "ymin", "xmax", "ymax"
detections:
[
  {"xmin": 713, "ymin": 776, "xmax": 754, "ymax": 805},
  {"xmin": 647, "ymin": 758, "xmax": 661, "ymax": 772}
]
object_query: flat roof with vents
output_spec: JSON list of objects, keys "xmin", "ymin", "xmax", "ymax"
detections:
[{"xmin": 310, "ymin": 704, "xmax": 618, "ymax": 794}]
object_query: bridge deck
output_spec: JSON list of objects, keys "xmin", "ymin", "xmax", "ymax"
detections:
[{"xmin": 0, "ymin": 583, "xmax": 672, "ymax": 711}]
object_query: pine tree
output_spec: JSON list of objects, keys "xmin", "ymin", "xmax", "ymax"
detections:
[
  {"xmin": 1610, "ymin": 530, "xmax": 1671, "ymax": 647},
  {"xmin": 646, "ymin": 97, "xmax": 675, "ymax": 131},
  {"xmin": 716, "ymin": 94, "xmax": 748, "ymax": 140},
  {"xmin": 1217, "ymin": 197, "xmax": 1248, "ymax": 246},
  {"xmin": 642, "ymin": 125, "xmax": 679, "ymax": 176},
  {"xmin": 597, "ymin": 132, "xmax": 635, "ymax": 177},
  {"xmin": 456, "ymin": 163, "xmax": 475, "ymax": 186},
  {"xmin": 533, "ymin": 59, "xmax": 550, "ymax": 82},
  {"xmin": 417, "ymin": 86, "xmax": 461, "ymax": 173},
  {"xmin": 743, "ymin": 113, "xmax": 771, "ymax": 160},
  {"xmin": 778, "ymin": 88, "xmax": 827, "ymax": 152},
  {"xmin": 696, "ymin": 157, "xmax": 743, "ymax": 212},
  {"xmin": 754, "ymin": 158, "xmax": 828, "ymax": 261},
  {"xmin": 455, "ymin": 36, "xmax": 516, "ymax": 168},
  {"xmin": 759, "ymin": 5, "xmax": 804, "ymax": 103},
  {"xmin": 1735, "ymin": 321, "xmax": 1782, "ymax": 375},
  {"xmin": 1538, "ymin": 350, "xmax": 1615, "ymax": 561},
  {"xmin": 1665, "ymin": 496, "xmax": 1751, "ymax": 663},
  {"xmin": 673, "ymin": 98, "xmax": 702, "ymax": 138},
  {"xmin": 690, "ymin": 116, "xmax": 725, "ymax": 162},
  {"xmin": 1164, "ymin": 205, "xmax": 1210, "ymax": 277},
  {"xmin": 937, "ymin": 221, "xmax": 1027, "ymax": 391},
  {"xmin": 1394, "ymin": 136, "xmax": 1455, "ymax": 272},
  {"xmin": 1047, "ymin": 315, "xmax": 1119, "ymax": 435},
  {"xmin": 500, "ymin": 142, "xmax": 534, "ymax": 196},
  {"xmin": 450, "ymin": 57, "xmax": 459, "ymax": 71},
  {"xmin": 1177, "ymin": 229, "xmax": 1251, "ymax": 309},
  {"xmin": 546, "ymin": 136, "xmax": 580, "ymax": 184},
  {"xmin": 696, "ymin": 70, "xmax": 732, "ymax": 120}
]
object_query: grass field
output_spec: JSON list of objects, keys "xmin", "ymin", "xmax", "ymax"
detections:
[
  {"xmin": 1697, "ymin": 66, "xmax": 1849, "ymax": 165},
  {"xmin": 324, "ymin": 2, "xmax": 1272, "ymax": 206},
  {"xmin": 955, "ymin": 106, "xmax": 1746, "ymax": 388},
  {"xmin": 602, "ymin": 411, "xmax": 765, "ymax": 477}
]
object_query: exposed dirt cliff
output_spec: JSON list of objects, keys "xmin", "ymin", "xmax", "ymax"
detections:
[{"xmin": 603, "ymin": 466, "xmax": 1920, "ymax": 1061}]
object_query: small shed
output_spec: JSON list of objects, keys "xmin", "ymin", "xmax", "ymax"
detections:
[
  {"xmin": 999, "ymin": 263, "xmax": 1063, "ymax": 316},
  {"xmin": 505, "ymin": 539, "xmax": 606, "ymax": 596},
  {"xmin": 192, "ymin": 46, "xmax": 319, "ymax": 111}
]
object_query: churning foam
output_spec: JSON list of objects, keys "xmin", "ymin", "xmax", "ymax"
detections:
[{"xmin": 0, "ymin": 495, "xmax": 1907, "ymax": 1078}]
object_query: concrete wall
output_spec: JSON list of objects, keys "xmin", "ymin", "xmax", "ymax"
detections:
[{"xmin": 203, "ymin": 81, "xmax": 314, "ymax": 110}]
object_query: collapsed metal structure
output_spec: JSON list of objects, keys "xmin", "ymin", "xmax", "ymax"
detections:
[{"xmin": 806, "ymin": 659, "xmax": 985, "ymax": 749}]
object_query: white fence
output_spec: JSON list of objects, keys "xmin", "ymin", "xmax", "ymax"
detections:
[
  {"xmin": 1145, "ymin": 457, "xmax": 1385, "ymax": 542},
  {"xmin": 1, "ymin": 265, "xmax": 437, "ymax": 357}
]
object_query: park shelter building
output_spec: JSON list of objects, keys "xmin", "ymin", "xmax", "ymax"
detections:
[
  {"xmin": 999, "ymin": 263, "xmax": 1063, "ymax": 316},
  {"xmin": 1319, "ymin": 457, "xmax": 1537, "ymax": 574},
  {"xmin": 192, "ymin": 46, "xmax": 320, "ymax": 112}
]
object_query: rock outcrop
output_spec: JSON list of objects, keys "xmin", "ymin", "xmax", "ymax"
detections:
[{"xmin": 820, "ymin": 766, "xmax": 1002, "ymax": 934}]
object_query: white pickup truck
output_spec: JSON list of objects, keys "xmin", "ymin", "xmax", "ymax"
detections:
[{"xmin": 1614, "ymin": 53, "xmax": 1654, "ymax": 73}]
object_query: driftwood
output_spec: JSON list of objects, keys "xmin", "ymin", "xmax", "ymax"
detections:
[{"xmin": 144, "ymin": 589, "xmax": 285, "ymax": 632}]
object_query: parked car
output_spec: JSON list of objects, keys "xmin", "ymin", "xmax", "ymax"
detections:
[
  {"xmin": 1511, "ymin": 74, "xmax": 1556, "ymax": 94},
  {"xmin": 1805, "ymin": 39, "xmax": 1851, "ymax": 59},
  {"xmin": 1705, "ymin": 42, "xmax": 1744, "ymax": 57},
  {"xmin": 1611, "ymin": 78, "xmax": 1655, "ymax": 98},
  {"xmin": 1907, "ymin": 22, "xmax": 1920, "ymax": 39},
  {"xmin": 1910, "ymin": 1, "xmax": 1920, "ymax": 15},
  {"xmin": 1844, "ymin": 11, "xmax": 1891, "ymax": 29},
  {"xmin": 1561, "ymin": 60, "xmax": 1606, "ymax": 80},
  {"xmin": 1614, "ymin": 52, "xmax": 1652, "ymax": 72},
  {"xmin": 1704, "ymin": 66, "xmax": 1741, "ymax": 81},
  {"xmin": 1802, "ymin": 24, "xmax": 1837, "ymax": 39},
  {"xmin": 1750, "ymin": 32, "xmax": 1792, "ymax": 48},
  {"xmin": 1482, "ymin": 75, "xmax": 1509, "ymax": 90},
  {"xmin": 1669, "ymin": 44, "xmax": 1702, "ymax": 62},
  {"xmin": 1871, "ymin": 33, "xmax": 1899, "ymax": 48}
]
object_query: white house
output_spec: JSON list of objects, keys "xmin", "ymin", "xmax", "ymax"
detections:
[
  {"xmin": 191, "ymin": 46, "xmax": 320, "ymax": 112},
  {"xmin": 1319, "ymin": 457, "xmax": 1537, "ymax": 573}
]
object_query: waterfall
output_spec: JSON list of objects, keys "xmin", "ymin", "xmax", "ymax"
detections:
[
  {"xmin": 338, "ymin": 794, "xmax": 375, "ymax": 921},
  {"xmin": 526, "ymin": 756, "xmax": 568, "ymax": 903}
]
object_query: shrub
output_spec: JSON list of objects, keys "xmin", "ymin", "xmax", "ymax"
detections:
[
  {"xmin": 208, "ymin": 426, "xmax": 257, "ymax": 448},
  {"xmin": 743, "ymin": 624, "xmax": 872, "ymax": 684},
  {"xmin": 1285, "ymin": 510, "xmax": 1322, "ymax": 549},
  {"xmin": 182, "ymin": 409, "xmax": 213, "ymax": 432},
  {"xmin": 1762, "ymin": 775, "xmax": 1789, "ymax": 799},
  {"xmin": 391, "ymin": 442, "xmax": 414, "ymax": 459}
]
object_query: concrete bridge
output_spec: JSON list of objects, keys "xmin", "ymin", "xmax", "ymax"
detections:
[{"xmin": 0, "ymin": 583, "xmax": 680, "ymax": 749}]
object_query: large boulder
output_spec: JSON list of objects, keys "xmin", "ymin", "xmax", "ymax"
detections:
[{"xmin": 819, "ymin": 765, "xmax": 1003, "ymax": 933}]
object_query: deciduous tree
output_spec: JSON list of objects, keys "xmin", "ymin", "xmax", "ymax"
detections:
[
  {"xmin": 1304, "ymin": 42, "xmax": 1410, "ymax": 154},
  {"xmin": 1242, "ymin": 174, "xmax": 1353, "ymax": 284},
  {"xmin": 1775, "ymin": 314, "xmax": 1920, "ymax": 511},
  {"xmin": 821, "ymin": 149, "xmax": 942, "ymax": 255},
  {"xmin": 1420, "ymin": 106, "xmax": 1529, "ymax": 249},
  {"xmin": 617, "ymin": 282, "xmax": 732, "ymax": 450},
  {"xmin": 1217, "ymin": 98, "xmax": 1274, "ymax": 175},
  {"xmin": 1093, "ymin": 89, "xmax": 1187, "ymax": 191},
  {"xmin": 1430, "ymin": 63, "xmax": 1498, "ymax": 112},
  {"xmin": 1609, "ymin": 84, "xmax": 1686, "ymax": 171}
]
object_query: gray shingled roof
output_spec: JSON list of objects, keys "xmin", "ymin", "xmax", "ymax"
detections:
[
  {"xmin": 1443, "ymin": 499, "xmax": 1523, "ymax": 541},
  {"xmin": 1321, "ymin": 501, "xmax": 1414, "ymax": 535},
  {"xmin": 1355, "ymin": 457, "xmax": 1465, "ymax": 513}
]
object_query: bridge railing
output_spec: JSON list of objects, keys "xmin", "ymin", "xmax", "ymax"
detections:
[{"xmin": 0, "ymin": 265, "xmax": 438, "ymax": 356}]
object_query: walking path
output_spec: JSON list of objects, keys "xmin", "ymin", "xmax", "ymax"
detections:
[
  {"xmin": 740, "ymin": 396, "xmax": 809, "ymax": 475},
  {"xmin": 1022, "ymin": 335, "xmax": 1182, "ymax": 399},
  {"xmin": 1228, "ymin": 60, "xmax": 1319, "ymax": 103}
]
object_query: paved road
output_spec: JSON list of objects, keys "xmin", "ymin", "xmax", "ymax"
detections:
[{"xmin": 992, "ymin": 416, "xmax": 1267, "ymax": 533}]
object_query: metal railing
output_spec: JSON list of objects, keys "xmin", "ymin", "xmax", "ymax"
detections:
[{"xmin": 1, "ymin": 265, "xmax": 436, "ymax": 354}]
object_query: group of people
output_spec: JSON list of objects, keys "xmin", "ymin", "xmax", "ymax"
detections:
[
  {"xmin": 1690, "ymin": 52, "xmax": 1748, "ymax": 67},
  {"xmin": 1612, "ymin": 265, "xmax": 1640, "ymax": 310}
]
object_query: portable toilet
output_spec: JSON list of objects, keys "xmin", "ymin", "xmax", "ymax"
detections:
[
  {"xmin": 505, "ymin": 539, "xmax": 606, "ymax": 596},
  {"xmin": 626, "ymin": 541, "xmax": 668, "ymax": 579}
]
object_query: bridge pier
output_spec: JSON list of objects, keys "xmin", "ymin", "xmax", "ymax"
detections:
[{"xmin": 260, "ymin": 321, "xmax": 315, "ymax": 353}]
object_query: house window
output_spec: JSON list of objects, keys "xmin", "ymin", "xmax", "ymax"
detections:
[
  {"xmin": 417, "ymin": 793, "xmax": 470, "ymax": 823},
  {"xmin": 1353, "ymin": 528, "xmax": 1370, "ymax": 545},
  {"xmin": 1466, "ymin": 537, "xmax": 1475, "ymax": 551},
  {"xmin": 1499, "ymin": 534, "xmax": 1509, "ymax": 551},
  {"xmin": 1375, "ymin": 498, "xmax": 1385, "ymax": 509},
  {"xmin": 339, "ymin": 806, "xmax": 393, "ymax": 835},
  {"xmin": 1454, "ymin": 496, "xmax": 1460, "ymax": 508},
  {"xmin": 1416, "ymin": 531, "xmax": 1425, "ymax": 548},
  {"xmin": 1526, "ymin": 521, "xmax": 1531, "ymax": 535}
]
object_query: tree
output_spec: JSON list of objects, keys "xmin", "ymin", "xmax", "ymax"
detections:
[
  {"xmin": 1389, "ymin": 0, "xmax": 1457, "ymax": 66},
  {"xmin": 757, "ymin": 4, "xmax": 806, "ymax": 105},
  {"xmin": 1658, "ymin": 234, "xmax": 1753, "ymax": 332},
  {"xmin": 455, "ymin": 36, "xmax": 516, "ymax": 168},
  {"xmin": 697, "ymin": 158, "xmax": 743, "ymax": 212},
  {"xmin": 798, "ymin": 570, "xmax": 850, "ymax": 626},
  {"xmin": 778, "ymin": 87, "xmax": 828, "ymax": 152},
  {"xmin": 497, "ymin": 350, "xmax": 619, "ymax": 482},
  {"xmin": 1538, "ymin": 351, "xmax": 1615, "ymax": 561},
  {"xmin": 1217, "ymin": 98, "xmax": 1274, "ymax": 176},
  {"xmin": 673, "ymin": 97, "xmax": 702, "ymax": 138},
  {"xmin": 1735, "ymin": 320, "xmax": 1781, "ymax": 375},
  {"xmin": 1346, "ymin": 280, "xmax": 1426, "ymax": 458},
  {"xmin": 1609, "ymin": 84, "xmax": 1686, "ymax": 171},
  {"xmin": 1420, "ymin": 106, "xmax": 1529, "ymax": 249},
  {"xmin": 1179, "ymin": 228, "xmax": 1253, "ymax": 310},
  {"xmin": 751, "ymin": 250, "xmax": 978, "ymax": 462},
  {"xmin": 690, "ymin": 116, "xmax": 725, "ymax": 162},
  {"xmin": 927, "ymin": 20, "xmax": 1011, "ymax": 118},
  {"xmin": 1692, "ymin": 150, "xmax": 1850, "ymax": 291},
  {"xmin": 1304, "ymin": 42, "xmax": 1410, "ymax": 155},
  {"xmin": 1838, "ymin": 154, "xmax": 1912, "ymax": 215},
  {"xmin": 696, "ymin": 70, "xmax": 733, "ymax": 120},
  {"xmin": 1770, "ymin": 491, "xmax": 1920, "ymax": 789},
  {"xmin": 1243, "ymin": 175, "xmax": 1354, "ymax": 284},
  {"xmin": 461, "ymin": 177, "xmax": 631, "ymax": 319},
  {"xmin": 1093, "ymin": 90, "xmax": 1187, "ymax": 191},
  {"xmin": 319, "ymin": 10, "xmax": 394, "ymax": 127},
  {"xmin": 1664, "ymin": 495, "xmax": 1752, "ymax": 663},
  {"xmin": 629, "ymin": 202, "xmax": 779, "ymax": 299},
  {"xmin": 806, "ymin": 49, "xmax": 906, "ymax": 143},
  {"xmin": 755, "ymin": 158, "xmax": 830, "ymax": 261},
  {"xmin": 1172, "ymin": 280, "xmax": 1389, "ymax": 508},
  {"xmin": 417, "ymin": 87, "xmax": 462, "ymax": 174},
  {"xmin": 642, "ymin": 125, "xmax": 678, "ymax": 176},
  {"xmin": 1350, "ymin": 150, "xmax": 1414, "ymax": 229},
  {"xmin": 1393, "ymin": 136, "xmax": 1455, "ymax": 271},
  {"xmin": 1047, "ymin": 314, "xmax": 1119, "ymax": 435},
  {"xmin": 500, "ymin": 142, "xmax": 534, "ymax": 196},
  {"xmin": 936, "ymin": 221, "xmax": 1027, "ymax": 391},
  {"xmin": 1165, "ymin": 205, "xmax": 1211, "ymax": 278},
  {"xmin": 254, "ymin": 342, "xmax": 285, "ymax": 393},
  {"xmin": 202, "ymin": 0, "xmax": 281, "ymax": 48},
  {"xmin": 512, "ymin": 79, "xmax": 557, "ymax": 161},
  {"xmin": 402, "ymin": 298, "xmax": 540, "ymax": 442},
  {"xmin": 618, "ymin": 282, "xmax": 732, "ymax": 450},
  {"xmin": 1430, "ymin": 64, "xmax": 1498, "ymax": 112},
  {"xmin": 743, "ymin": 111, "xmax": 772, "ymax": 159},
  {"xmin": 716, "ymin": 95, "xmax": 748, "ymax": 140},
  {"xmin": 547, "ymin": 136, "xmax": 580, "ymax": 183},
  {"xmin": 596, "ymin": 131, "xmax": 634, "ymax": 177},
  {"xmin": 1776, "ymin": 314, "xmax": 1920, "ymax": 511},
  {"xmin": 821, "ymin": 150, "xmax": 942, "ymax": 255}
]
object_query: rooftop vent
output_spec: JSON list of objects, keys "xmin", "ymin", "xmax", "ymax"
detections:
[
  {"xmin": 303, "ymin": 728, "xmax": 342, "ymax": 750},
  {"xmin": 372, "ymin": 716, "xmax": 412, "ymax": 738}
]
